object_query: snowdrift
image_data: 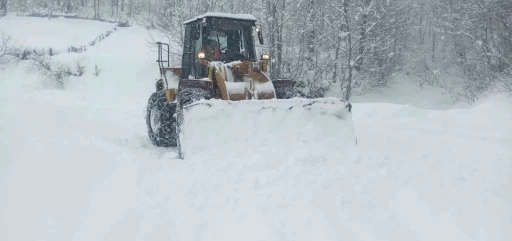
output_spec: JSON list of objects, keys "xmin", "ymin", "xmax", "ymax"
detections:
[{"xmin": 179, "ymin": 98, "xmax": 356, "ymax": 159}]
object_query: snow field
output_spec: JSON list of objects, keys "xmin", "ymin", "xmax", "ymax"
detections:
[
  {"xmin": 351, "ymin": 99, "xmax": 512, "ymax": 241},
  {"xmin": 0, "ymin": 14, "xmax": 116, "ymax": 54},
  {"xmin": 0, "ymin": 15, "xmax": 511, "ymax": 241}
]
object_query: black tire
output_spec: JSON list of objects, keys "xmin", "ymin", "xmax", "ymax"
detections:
[
  {"xmin": 275, "ymin": 87, "xmax": 307, "ymax": 99},
  {"xmin": 177, "ymin": 88, "xmax": 213, "ymax": 107},
  {"xmin": 176, "ymin": 88, "xmax": 212, "ymax": 159},
  {"xmin": 146, "ymin": 91, "xmax": 177, "ymax": 147}
]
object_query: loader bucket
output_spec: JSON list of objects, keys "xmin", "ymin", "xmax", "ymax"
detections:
[{"xmin": 177, "ymin": 98, "xmax": 356, "ymax": 159}]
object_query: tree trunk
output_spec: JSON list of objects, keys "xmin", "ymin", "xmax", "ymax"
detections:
[
  {"xmin": 306, "ymin": 0, "xmax": 315, "ymax": 73},
  {"xmin": 94, "ymin": 0, "xmax": 98, "ymax": 19},
  {"xmin": 111, "ymin": 0, "xmax": 115, "ymax": 17},
  {"xmin": 65, "ymin": 0, "xmax": 73, "ymax": 13},
  {"xmin": 268, "ymin": 0, "xmax": 277, "ymax": 79},
  {"xmin": 418, "ymin": 13, "xmax": 424, "ymax": 45},
  {"xmin": 432, "ymin": 28, "xmax": 436, "ymax": 64},
  {"xmin": 0, "ymin": 0, "xmax": 7, "ymax": 16},
  {"xmin": 333, "ymin": 21, "xmax": 344, "ymax": 83},
  {"xmin": 343, "ymin": 0, "xmax": 353, "ymax": 101},
  {"xmin": 276, "ymin": 0, "xmax": 285, "ymax": 79},
  {"xmin": 355, "ymin": 0, "xmax": 371, "ymax": 71},
  {"xmin": 128, "ymin": 0, "xmax": 132, "ymax": 17},
  {"xmin": 333, "ymin": 40, "xmax": 341, "ymax": 83}
]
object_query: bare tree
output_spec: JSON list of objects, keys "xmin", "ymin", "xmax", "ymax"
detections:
[{"xmin": 0, "ymin": 33, "xmax": 19, "ymax": 65}]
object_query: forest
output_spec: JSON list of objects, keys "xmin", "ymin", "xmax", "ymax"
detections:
[{"xmin": 1, "ymin": 0, "xmax": 511, "ymax": 103}]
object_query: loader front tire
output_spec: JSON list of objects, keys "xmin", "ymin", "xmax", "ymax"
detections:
[{"xmin": 146, "ymin": 91, "xmax": 177, "ymax": 147}]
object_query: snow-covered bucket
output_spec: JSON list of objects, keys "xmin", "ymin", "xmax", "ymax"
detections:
[{"xmin": 178, "ymin": 98, "xmax": 356, "ymax": 159}]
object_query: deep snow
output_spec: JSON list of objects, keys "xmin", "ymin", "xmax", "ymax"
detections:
[{"xmin": 1, "ymin": 15, "xmax": 511, "ymax": 241}]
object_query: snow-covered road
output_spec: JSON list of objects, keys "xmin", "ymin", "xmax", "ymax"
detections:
[{"xmin": 1, "ymin": 17, "xmax": 511, "ymax": 241}]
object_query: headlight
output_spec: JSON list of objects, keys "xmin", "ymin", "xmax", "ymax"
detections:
[
  {"xmin": 197, "ymin": 51, "xmax": 206, "ymax": 59},
  {"xmin": 261, "ymin": 54, "xmax": 270, "ymax": 60}
]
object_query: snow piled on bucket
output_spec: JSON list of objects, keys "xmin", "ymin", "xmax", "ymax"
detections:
[{"xmin": 180, "ymin": 98, "xmax": 355, "ymax": 159}]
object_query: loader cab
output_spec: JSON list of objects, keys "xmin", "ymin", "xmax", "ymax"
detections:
[{"xmin": 181, "ymin": 14, "xmax": 264, "ymax": 79}]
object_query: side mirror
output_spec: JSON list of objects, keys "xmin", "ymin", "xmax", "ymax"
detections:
[{"xmin": 256, "ymin": 24, "xmax": 264, "ymax": 45}]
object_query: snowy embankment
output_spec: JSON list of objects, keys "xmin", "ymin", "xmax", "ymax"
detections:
[{"xmin": 1, "ymin": 16, "xmax": 512, "ymax": 241}]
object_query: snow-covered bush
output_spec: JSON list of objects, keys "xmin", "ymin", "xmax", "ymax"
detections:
[
  {"xmin": 117, "ymin": 20, "xmax": 130, "ymax": 28},
  {"xmin": 29, "ymin": 55, "xmax": 85, "ymax": 89},
  {"xmin": 0, "ymin": 32, "xmax": 19, "ymax": 65},
  {"xmin": 295, "ymin": 71, "xmax": 333, "ymax": 98},
  {"xmin": 93, "ymin": 63, "xmax": 101, "ymax": 77}
]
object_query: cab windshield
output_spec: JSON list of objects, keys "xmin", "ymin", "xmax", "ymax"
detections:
[{"xmin": 202, "ymin": 19, "xmax": 256, "ymax": 62}]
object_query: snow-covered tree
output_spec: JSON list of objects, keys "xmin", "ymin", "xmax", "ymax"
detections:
[{"xmin": 4, "ymin": 0, "xmax": 511, "ymax": 101}]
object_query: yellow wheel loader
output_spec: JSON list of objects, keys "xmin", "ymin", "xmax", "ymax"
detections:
[{"xmin": 145, "ymin": 13, "xmax": 355, "ymax": 159}]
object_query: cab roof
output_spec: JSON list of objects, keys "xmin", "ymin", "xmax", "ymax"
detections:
[{"xmin": 183, "ymin": 12, "xmax": 258, "ymax": 24}]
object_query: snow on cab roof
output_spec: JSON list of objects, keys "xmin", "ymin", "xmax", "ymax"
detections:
[{"xmin": 183, "ymin": 12, "xmax": 258, "ymax": 24}]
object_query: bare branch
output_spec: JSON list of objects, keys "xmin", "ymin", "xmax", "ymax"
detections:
[{"xmin": 0, "ymin": 33, "xmax": 20, "ymax": 65}]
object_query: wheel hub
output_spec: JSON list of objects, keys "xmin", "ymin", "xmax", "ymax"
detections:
[{"xmin": 150, "ymin": 109, "xmax": 161, "ymax": 132}]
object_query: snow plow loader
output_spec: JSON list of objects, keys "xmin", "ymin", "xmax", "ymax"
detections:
[{"xmin": 145, "ymin": 13, "xmax": 355, "ymax": 159}]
